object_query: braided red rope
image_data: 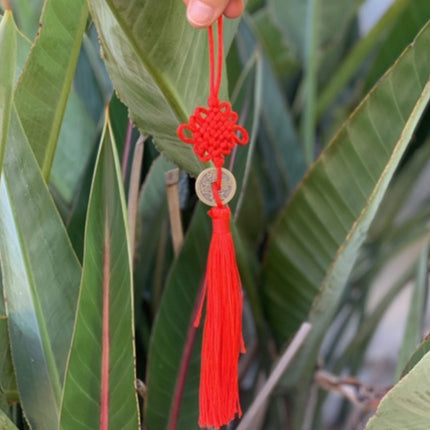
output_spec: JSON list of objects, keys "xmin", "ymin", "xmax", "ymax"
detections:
[
  {"xmin": 177, "ymin": 17, "xmax": 248, "ymax": 205},
  {"xmin": 177, "ymin": 16, "xmax": 249, "ymax": 429}
]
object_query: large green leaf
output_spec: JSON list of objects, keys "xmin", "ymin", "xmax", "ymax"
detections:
[
  {"xmin": 87, "ymin": 0, "xmax": 238, "ymax": 176},
  {"xmin": 59, "ymin": 114, "xmax": 139, "ymax": 430},
  {"xmin": 14, "ymin": 0, "xmax": 88, "ymax": 178},
  {"xmin": 146, "ymin": 204, "xmax": 210, "ymax": 430},
  {"xmin": 365, "ymin": 351, "xmax": 430, "ymax": 430},
  {"xmin": 261, "ymin": 19, "xmax": 430, "ymax": 386},
  {"xmin": 0, "ymin": 109, "xmax": 81, "ymax": 429},
  {"xmin": 0, "ymin": 10, "xmax": 16, "ymax": 175}
]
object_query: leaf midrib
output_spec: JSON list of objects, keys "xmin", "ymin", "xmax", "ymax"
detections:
[{"xmin": 104, "ymin": 0, "xmax": 189, "ymax": 124}]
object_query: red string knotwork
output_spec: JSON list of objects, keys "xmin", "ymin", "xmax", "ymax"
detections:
[
  {"xmin": 177, "ymin": 102, "xmax": 247, "ymax": 167},
  {"xmin": 177, "ymin": 16, "xmax": 248, "ymax": 171}
]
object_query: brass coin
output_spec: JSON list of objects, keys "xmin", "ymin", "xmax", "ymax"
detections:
[{"xmin": 195, "ymin": 167, "xmax": 237, "ymax": 206}]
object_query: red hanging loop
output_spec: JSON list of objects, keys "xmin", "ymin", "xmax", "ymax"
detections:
[{"xmin": 177, "ymin": 16, "xmax": 249, "ymax": 429}]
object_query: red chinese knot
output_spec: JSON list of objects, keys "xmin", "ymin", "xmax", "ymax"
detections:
[{"xmin": 177, "ymin": 100, "xmax": 248, "ymax": 167}]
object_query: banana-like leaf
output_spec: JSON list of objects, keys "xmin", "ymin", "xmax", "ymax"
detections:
[
  {"xmin": 14, "ymin": 0, "xmax": 88, "ymax": 178},
  {"xmin": 365, "ymin": 351, "xmax": 430, "ymax": 430},
  {"xmin": 146, "ymin": 204, "xmax": 210, "ymax": 430},
  {"xmin": 0, "ymin": 108, "xmax": 81, "ymax": 429},
  {"xmin": 59, "ymin": 114, "xmax": 139, "ymax": 430},
  {"xmin": 261, "ymin": 20, "xmax": 430, "ymax": 386},
  {"xmin": 87, "ymin": 0, "xmax": 238, "ymax": 176},
  {"xmin": 0, "ymin": 10, "xmax": 16, "ymax": 176}
]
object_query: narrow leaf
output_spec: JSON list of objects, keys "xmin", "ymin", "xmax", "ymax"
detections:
[
  {"xmin": 87, "ymin": 0, "xmax": 238, "ymax": 175},
  {"xmin": 395, "ymin": 244, "xmax": 429, "ymax": 379},
  {"xmin": 261, "ymin": 19, "xmax": 430, "ymax": 387},
  {"xmin": 0, "ymin": 108, "xmax": 81, "ymax": 429},
  {"xmin": 59, "ymin": 114, "xmax": 139, "ymax": 430},
  {"xmin": 0, "ymin": 10, "xmax": 16, "ymax": 175},
  {"xmin": 14, "ymin": 0, "xmax": 88, "ymax": 178},
  {"xmin": 402, "ymin": 333, "xmax": 430, "ymax": 377}
]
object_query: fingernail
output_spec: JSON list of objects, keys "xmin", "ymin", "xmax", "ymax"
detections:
[{"xmin": 187, "ymin": 1, "xmax": 216, "ymax": 27}]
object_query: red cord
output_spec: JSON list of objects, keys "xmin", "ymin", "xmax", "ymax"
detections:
[{"xmin": 177, "ymin": 17, "xmax": 248, "ymax": 186}]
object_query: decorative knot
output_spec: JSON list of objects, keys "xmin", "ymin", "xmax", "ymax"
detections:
[{"xmin": 177, "ymin": 98, "xmax": 248, "ymax": 167}]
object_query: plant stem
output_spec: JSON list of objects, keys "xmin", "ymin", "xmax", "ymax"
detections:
[
  {"xmin": 121, "ymin": 120, "xmax": 133, "ymax": 181},
  {"xmin": 236, "ymin": 323, "xmax": 312, "ymax": 430},
  {"xmin": 127, "ymin": 135, "xmax": 145, "ymax": 258},
  {"xmin": 165, "ymin": 168, "xmax": 184, "ymax": 257},
  {"xmin": 302, "ymin": 0, "xmax": 319, "ymax": 165}
]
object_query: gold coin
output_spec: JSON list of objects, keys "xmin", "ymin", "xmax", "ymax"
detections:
[{"xmin": 195, "ymin": 167, "xmax": 237, "ymax": 206}]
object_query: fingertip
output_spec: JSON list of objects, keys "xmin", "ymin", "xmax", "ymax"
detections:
[
  {"xmin": 187, "ymin": 0, "xmax": 219, "ymax": 28},
  {"xmin": 223, "ymin": 0, "xmax": 244, "ymax": 19}
]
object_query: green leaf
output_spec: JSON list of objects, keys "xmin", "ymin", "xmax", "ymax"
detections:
[
  {"xmin": 0, "ymin": 108, "xmax": 81, "ymax": 429},
  {"xmin": 317, "ymin": 0, "xmax": 410, "ymax": 120},
  {"xmin": 87, "ymin": 0, "xmax": 238, "ymax": 176},
  {"xmin": 0, "ymin": 10, "xmax": 16, "ymax": 176},
  {"xmin": 146, "ymin": 204, "xmax": 210, "ymax": 430},
  {"xmin": 134, "ymin": 156, "xmax": 174, "ymax": 296},
  {"xmin": 0, "ymin": 317, "xmax": 17, "ymax": 406},
  {"xmin": 50, "ymin": 90, "xmax": 98, "ymax": 205},
  {"xmin": 238, "ymin": 20, "xmax": 305, "ymax": 206},
  {"xmin": 364, "ymin": 0, "xmax": 430, "ymax": 92},
  {"xmin": 261, "ymin": 19, "xmax": 430, "ymax": 386},
  {"xmin": 10, "ymin": 0, "xmax": 44, "ymax": 39},
  {"xmin": 0, "ymin": 408, "xmax": 18, "ymax": 430},
  {"xmin": 14, "ymin": 0, "xmax": 88, "ymax": 178},
  {"xmin": 59, "ymin": 114, "xmax": 139, "ymax": 430},
  {"xmin": 365, "ymin": 351, "xmax": 430, "ymax": 430},
  {"xmin": 395, "ymin": 244, "xmax": 429, "ymax": 380},
  {"xmin": 268, "ymin": 0, "xmax": 358, "ymax": 62},
  {"xmin": 251, "ymin": 7, "xmax": 298, "ymax": 77},
  {"xmin": 402, "ymin": 333, "xmax": 430, "ymax": 377}
]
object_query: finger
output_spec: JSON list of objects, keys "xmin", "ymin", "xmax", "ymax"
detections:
[
  {"xmin": 223, "ymin": 0, "xmax": 244, "ymax": 19},
  {"xmin": 187, "ymin": 0, "xmax": 230, "ymax": 28}
]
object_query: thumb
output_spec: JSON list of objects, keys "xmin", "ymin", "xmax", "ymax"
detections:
[{"xmin": 187, "ymin": 0, "xmax": 230, "ymax": 28}]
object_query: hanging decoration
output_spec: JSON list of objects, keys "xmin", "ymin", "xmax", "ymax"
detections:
[{"xmin": 177, "ymin": 15, "xmax": 249, "ymax": 429}]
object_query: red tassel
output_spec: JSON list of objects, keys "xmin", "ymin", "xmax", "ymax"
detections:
[{"xmin": 194, "ymin": 205, "xmax": 246, "ymax": 428}]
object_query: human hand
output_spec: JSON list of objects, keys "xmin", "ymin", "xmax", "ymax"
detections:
[{"xmin": 183, "ymin": 0, "xmax": 245, "ymax": 28}]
